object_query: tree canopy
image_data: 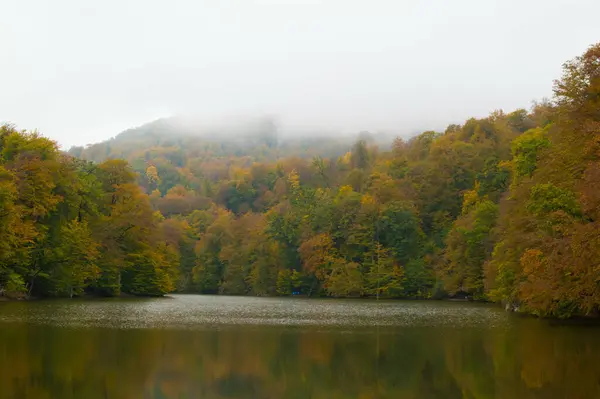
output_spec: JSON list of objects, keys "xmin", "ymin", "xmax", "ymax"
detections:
[{"xmin": 2, "ymin": 42, "xmax": 599, "ymax": 318}]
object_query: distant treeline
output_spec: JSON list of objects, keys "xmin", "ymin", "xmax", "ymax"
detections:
[{"xmin": 1, "ymin": 43, "xmax": 599, "ymax": 318}]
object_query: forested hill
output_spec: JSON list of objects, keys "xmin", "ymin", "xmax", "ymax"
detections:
[
  {"xmin": 1, "ymin": 43, "xmax": 599, "ymax": 318},
  {"xmin": 69, "ymin": 116, "xmax": 398, "ymax": 164},
  {"xmin": 67, "ymin": 116, "xmax": 398, "ymax": 200}
]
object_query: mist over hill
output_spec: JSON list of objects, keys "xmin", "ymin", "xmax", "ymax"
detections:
[
  {"xmin": 69, "ymin": 115, "xmax": 408, "ymax": 165},
  {"xmin": 3, "ymin": 43, "xmax": 600, "ymax": 318}
]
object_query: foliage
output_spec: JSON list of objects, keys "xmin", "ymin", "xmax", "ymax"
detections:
[
  {"xmin": 486, "ymin": 43, "xmax": 600, "ymax": 317},
  {"xmin": 3, "ymin": 43, "xmax": 600, "ymax": 317},
  {"xmin": 0, "ymin": 126, "xmax": 179, "ymax": 298}
]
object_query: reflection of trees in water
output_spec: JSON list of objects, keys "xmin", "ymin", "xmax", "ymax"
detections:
[{"xmin": 0, "ymin": 323, "xmax": 599, "ymax": 399}]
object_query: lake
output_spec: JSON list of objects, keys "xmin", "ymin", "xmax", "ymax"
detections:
[{"xmin": 0, "ymin": 295, "xmax": 598, "ymax": 399}]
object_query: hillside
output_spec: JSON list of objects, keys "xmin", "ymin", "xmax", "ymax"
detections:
[
  {"xmin": 68, "ymin": 116, "xmax": 400, "ymax": 202},
  {"xmin": 69, "ymin": 116, "xmax": 397, "ymax": 166},
  {"xmin": 2, "ymin": 43, "xmax": 599, "ymax": 318}
]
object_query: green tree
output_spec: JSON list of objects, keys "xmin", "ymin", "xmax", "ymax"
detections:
[
  {"xmin": 443, "ymin": 193, "xmax": 498, "ymax": 298},
  {"xmin": 366, "ymin": 244, "xmax": 404, "ymax": 298},
  {"xmin": 44, "ymin": 220, "xmax": 99, "ymax": 297}
]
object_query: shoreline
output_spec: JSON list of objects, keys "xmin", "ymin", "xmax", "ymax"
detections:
[{"xmin": 3, "ymin": 293, "xmax": 599, "ymax": 321}]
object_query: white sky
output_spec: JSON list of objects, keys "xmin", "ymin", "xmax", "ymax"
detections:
[{"xmin": 1, "ymin": 0, "xmax": 599, "ymax": 149}]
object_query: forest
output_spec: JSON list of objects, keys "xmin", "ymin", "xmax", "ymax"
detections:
[{"xmin": 1, "ymin": 43, "xmax": 598, "ymax": 318}]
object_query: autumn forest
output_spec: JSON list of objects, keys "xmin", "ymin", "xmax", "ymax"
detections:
[{"xmin": 1, "ymin": 43, "xmax": 599, "ymax": 318}]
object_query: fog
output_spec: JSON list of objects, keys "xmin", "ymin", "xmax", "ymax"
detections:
[{"xmin": 1, "ymin": 0, "xmax": 599, "ymax": 149}]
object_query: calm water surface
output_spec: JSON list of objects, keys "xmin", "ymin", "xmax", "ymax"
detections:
[{"xmin": 0, "ymin": 295, "xmax": 598, "ymax": 399}]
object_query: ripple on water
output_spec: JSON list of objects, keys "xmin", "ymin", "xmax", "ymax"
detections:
[{"xmin": 0, "ymin": 294, "xmax": 509, "ymax": 330}]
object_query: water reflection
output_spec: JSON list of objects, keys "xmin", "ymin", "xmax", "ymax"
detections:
[{"xmin": 0, "ymin": 297, "xmax": 599, "ymax": 399}]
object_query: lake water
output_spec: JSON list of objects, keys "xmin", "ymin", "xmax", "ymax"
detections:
[{"xmin": 0, "ymin": 295, "xmax": 598, "ymax": 399}]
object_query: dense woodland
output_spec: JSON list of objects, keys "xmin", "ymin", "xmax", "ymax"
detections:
[{"xmin": 1, "ymin": 43, "xmax": 599, "ymax": 318}]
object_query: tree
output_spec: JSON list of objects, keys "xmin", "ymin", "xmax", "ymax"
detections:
[
  {"xmin": 553, "ymin": 43, "xmax": 600, "ymax": 119},
  {"xmin": 125, "ymin": 243, "xmax": 179, "ymax": 296},
  {"xmin": 44, "ymin": 220, "xmax": 99, "ymax": 297},
  {"xmin": 443, "ymin": 197, "xmax": 498, "ymax": 298},
  {"xmin": 93, "ymin": 180, "xmax": 156, "ymax": 296},
  {"xmin": 193, "ymin": 209, "xmax": 233, "ymax": 293},
  {"xmin": 509, "ymin": 126, "xmax": 551, "ymax": 183},
  {"xmin": 487, "ymin": 43, "xmax": 600, "ymax": 316},
  {"xmin": 378, "ymin": 202, "xmax": 425, "ymax": 265},
  {"xmin": 325, "ymin": 260, "xmax": 363, "ymax": 297},
  {"xmin": 350, "ymin": 140, "xmax": 370, "ymax": 170},
  {"xmin": 366, "ymin": 244, "xmax": 404, "ymax": 298}
]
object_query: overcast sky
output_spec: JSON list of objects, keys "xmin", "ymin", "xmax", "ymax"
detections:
[{"xmin": 1, "ymin": 0, "xmax": 598, "ymax": 149}]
